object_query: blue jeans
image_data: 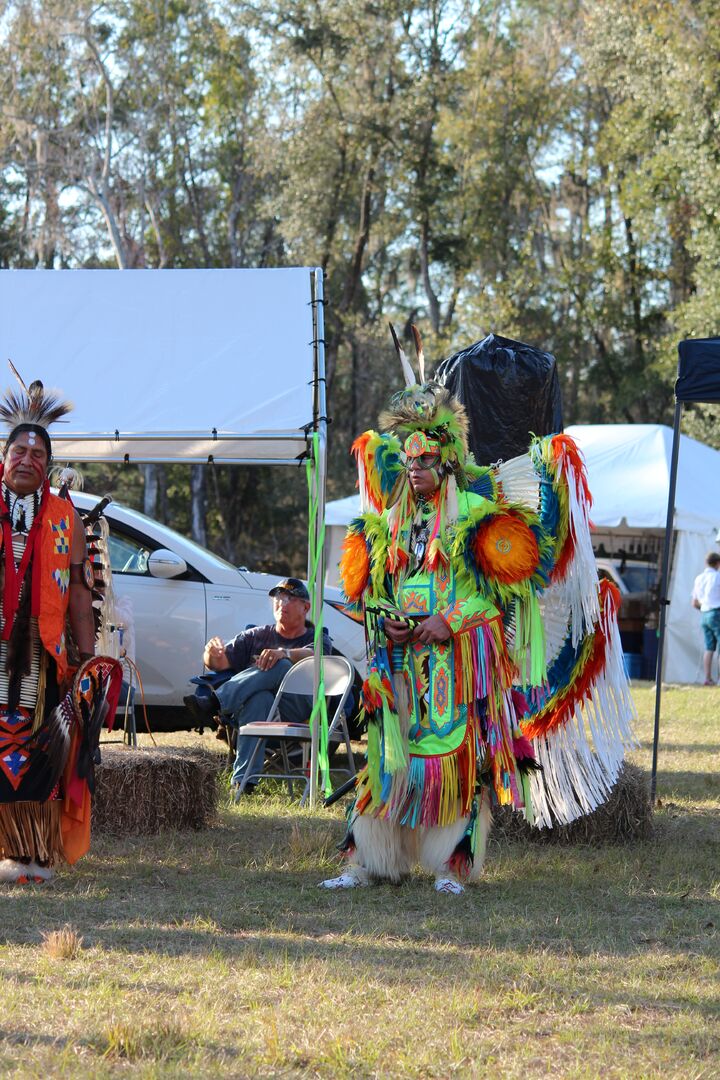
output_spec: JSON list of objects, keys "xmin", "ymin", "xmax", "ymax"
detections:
[
  {"xmin": 701, "ymin": 608, "xmax": 720, "ymax": 652},
  {"xmin": 214, "ymin": 660, "xmax": 312, "ymax": 786}
]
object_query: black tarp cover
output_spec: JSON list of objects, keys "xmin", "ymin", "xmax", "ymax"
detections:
[
  {"xmin": 675, "ymin": 337, "xmax": 720, "ymax": 403},
  {"xmin": 434, "ymin": 333, "xmax": 563, "ymax": 465}
]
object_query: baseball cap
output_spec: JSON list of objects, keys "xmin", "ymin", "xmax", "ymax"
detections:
[{"xmin": 269, "ymin": 577, "xmax": 310, "ymax": 601}]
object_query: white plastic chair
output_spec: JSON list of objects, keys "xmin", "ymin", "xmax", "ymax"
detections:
[{"xmin": 235, "ymin": 655, "xmax": 355, "ymax": 802}]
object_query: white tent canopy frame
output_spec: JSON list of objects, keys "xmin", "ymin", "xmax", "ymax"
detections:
[{"xmin": 0, "ymin": 266, "xmax": 329, "ymax": 802}]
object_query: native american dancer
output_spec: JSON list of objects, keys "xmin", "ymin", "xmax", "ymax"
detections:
[
  {"xmin": 0, "ymin": 372, "xmax": 121, "ymax": 884},
  {"xmin": 320, "ymin": 328, "xmax": 635, "ymax": 894}
]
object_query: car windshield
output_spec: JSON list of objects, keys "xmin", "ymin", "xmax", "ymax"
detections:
[
  {"xmin": 105, "ymin": 503, "xmax": 240, "ymax": 573},
  {"xmin": 167, "ymin": 532, "xmax": 239, "ymax": 572},
  {"xmin": 622, "ymin": 565, "xmax": 657, "ymax": 592}
]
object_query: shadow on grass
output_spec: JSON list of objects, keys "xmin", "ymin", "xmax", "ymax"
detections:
[
  {"xmin": 0, "ymin": 802, "xmax": 717, "ymax": 969},
  {"xmin": 651, "ymin": 768, "xmax": 720, "ymax": 799},
  {"xmin": 0, "ymin": 1028, "xmax": 68, "ymax": 1048},
  {"xmin": 0, "ymin": 1023, "xmax": 234, "ymax": 1070},
  {"xmin": 637, "ymin": 739, "xmax": 720, "ymax": 755},
  {"xmin": 1, "ymin": 918, "xmax": 719, "ymax": 1033}
]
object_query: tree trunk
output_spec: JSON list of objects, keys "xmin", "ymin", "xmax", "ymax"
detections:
[
  {"xmin": 190, "ymin": 464, "xmax": 207, "ymax": 546},
  {"xmin": 143, "ymin": 464, "xmax": 158, "ymax": 518},
  {"xmin": 340, "ymin": 159, "xmax": 376, "ymax": 314},
  {"xmin": 419, "ymin": 214, "xmax": 441, "ymax": 333}
]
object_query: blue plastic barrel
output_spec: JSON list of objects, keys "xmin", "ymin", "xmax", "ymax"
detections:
[{"xmin": 623, "ymin": 653, "xmax": 643, "ymax": 679}]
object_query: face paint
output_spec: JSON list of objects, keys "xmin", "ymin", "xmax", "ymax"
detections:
[{"xmin": 4, "ymin": 431, "xmax": 49, "ymax": 495}]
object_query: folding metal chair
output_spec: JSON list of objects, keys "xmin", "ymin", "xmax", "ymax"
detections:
[{"xmin": 235, "ymin": 655, "xmax": 355, "ymax": 802}]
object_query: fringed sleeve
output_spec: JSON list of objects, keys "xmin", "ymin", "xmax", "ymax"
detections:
[
  {"xmin": 519, "ymin": 579, "xmax": 637, "ymax": 828},
  {"xmin": 531, "ymin": 432, "xmax": 600, "ymax": 642},
  {"xmin": 492, "ymin": 437, "xmax": 638, "ymax": 829}
]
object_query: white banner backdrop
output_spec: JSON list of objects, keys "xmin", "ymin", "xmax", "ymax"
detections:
[{"xmin": 0, "ymin": 268, "xmax": 317, "ymax": 462}]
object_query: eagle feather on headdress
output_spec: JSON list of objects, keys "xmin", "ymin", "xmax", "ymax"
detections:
[{"xmin": 0, "ymin": 363, "xmax": 72, "ymax": 433}]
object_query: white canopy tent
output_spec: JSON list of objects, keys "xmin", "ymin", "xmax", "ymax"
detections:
[
  {"xmin": 0, "ymin": 267, "xmax": 330, "ymax": 800},
  {"xmin": 0, "ymin": 268, "xmax": 320, "ymax": 464},
  {"xmin": 325, "ymin": 423, "xmax": 720, "ymax": 684},
  {"xmin": 566, "ymin": 424, "xmax": 720, "ymax": 684}
]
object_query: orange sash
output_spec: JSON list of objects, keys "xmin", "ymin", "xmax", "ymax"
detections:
[{"xmin": 37, "ymin": 493, "xmax": 75, "ymax": 682}]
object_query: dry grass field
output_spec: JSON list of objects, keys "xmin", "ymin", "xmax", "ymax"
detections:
[{"xmin": 0, "ymin": 682, "xmax": 717, "ymax": 1078}]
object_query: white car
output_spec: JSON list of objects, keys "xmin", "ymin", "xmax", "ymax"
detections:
[
  {"xmin": 68, "ymin": 492, "xmax": 365, "ymax": 730},
  {"xmin": 595, "ymin": 558, "xmax": 658, "ymax": 617}
]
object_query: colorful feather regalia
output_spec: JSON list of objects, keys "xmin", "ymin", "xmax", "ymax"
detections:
[
  {"xmin": 0, "ymin": 363, "xmax": 123, "ymax": 871},
  {"xmin": 339, "ymin": 328, "xmax": 636, "ymax": 842},
  {"xmin": 497, "ymin": 433, "xmax": 636, "ymax": 826}
]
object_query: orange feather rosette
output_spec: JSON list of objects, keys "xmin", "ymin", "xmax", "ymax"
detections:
[{"xmin": 473, "ymin": 512, "xmax": 540, "ymax": 584}]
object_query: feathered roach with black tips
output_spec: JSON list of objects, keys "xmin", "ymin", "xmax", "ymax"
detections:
[{"xmin": 0, "ymin": 362, "xmax": 72, "ymax": 445}]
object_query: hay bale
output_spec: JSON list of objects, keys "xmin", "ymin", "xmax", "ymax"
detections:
[
  {"xmin": 493, "ymin": 762, "xmax": 653, "ymax": 845},
  {"xmin": 92, "ymin": 746, "xmax": 222, "ymax": 835}
]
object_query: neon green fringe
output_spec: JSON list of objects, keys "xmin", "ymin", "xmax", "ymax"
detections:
[
  {"xmin": 512, "ymin": 592, "xmax": 546, "ymax": 687},
  {"xmin": 367, "ymin": 723, "xmax": 381, "ymax": 801},
  {"xmin": 382, "ymin": 703, "xmax": 407, "ymax": 774}
]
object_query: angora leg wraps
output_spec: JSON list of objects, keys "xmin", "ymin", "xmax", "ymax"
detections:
[{"xmin": 349, "ymin": 801, "xmax": 492, "ymax": 884}]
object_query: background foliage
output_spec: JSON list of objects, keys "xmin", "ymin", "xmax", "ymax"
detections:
[{"xmin": 1, "ymin": 0, "xmax": 718, "ymax": 572}]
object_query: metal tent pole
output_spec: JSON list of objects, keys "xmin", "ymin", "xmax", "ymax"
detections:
[
  {"xmin": 650, "ymin": 400, "xmax": 683, "ymax": 803},
  {"xmin": 308, "ymin": 268, "xmax": 327, "ymax": 805}
]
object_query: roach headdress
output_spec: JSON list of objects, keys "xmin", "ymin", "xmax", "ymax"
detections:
[
  {"xmin": 0, "ymin": 361, "xmax": 72, "ymax": 457},
  {"xmin": 350, "ymin": 325, "xmax": 473, "ymax": 518},
  {"xmin": 381, "ymin": 324, "xmax": 471, "ymax": 484},
  {"xmin": 380, "ymin": 381, "xmax": 470, "ymax": 474}
]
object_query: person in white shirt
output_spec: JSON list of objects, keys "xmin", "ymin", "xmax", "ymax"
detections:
[{"xmin": 691, "ymin": 551, "xmax": 720, "ymax": 685}]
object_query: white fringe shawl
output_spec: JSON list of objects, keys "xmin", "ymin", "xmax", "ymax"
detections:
[{"xmin": 527, "ymin": 590, "xmax": 638, "ymax": 828}]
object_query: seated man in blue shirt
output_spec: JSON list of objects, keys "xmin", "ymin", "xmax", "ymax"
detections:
[{"xmin": 202, "ymin": 578, "xmax": 331, "ymax": 792}]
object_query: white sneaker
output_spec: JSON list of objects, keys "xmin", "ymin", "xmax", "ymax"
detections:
[
  {"xmin": 435, "ymin": 877, "xmax": 464, "ymax": 895},
  {"xmin": 27, "ymin": 862, "xmax": 55, "ymax": 882},
  {"xmin": 318, "ymin": 870, "xmax": 368, "ymax": 889},
  {"xmin": 0, "ymin": 858, "xmax": 25, "ymax": 883}
]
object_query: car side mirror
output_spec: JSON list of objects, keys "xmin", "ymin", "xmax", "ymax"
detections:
[{"xmin": 147, "ymin": 549, "xmax": 188, "ymax": 579}]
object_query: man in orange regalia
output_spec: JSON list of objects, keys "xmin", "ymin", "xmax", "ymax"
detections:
[{"xmin": 0, "ymin": 374, "xmax": 118, "ymax": 884}]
